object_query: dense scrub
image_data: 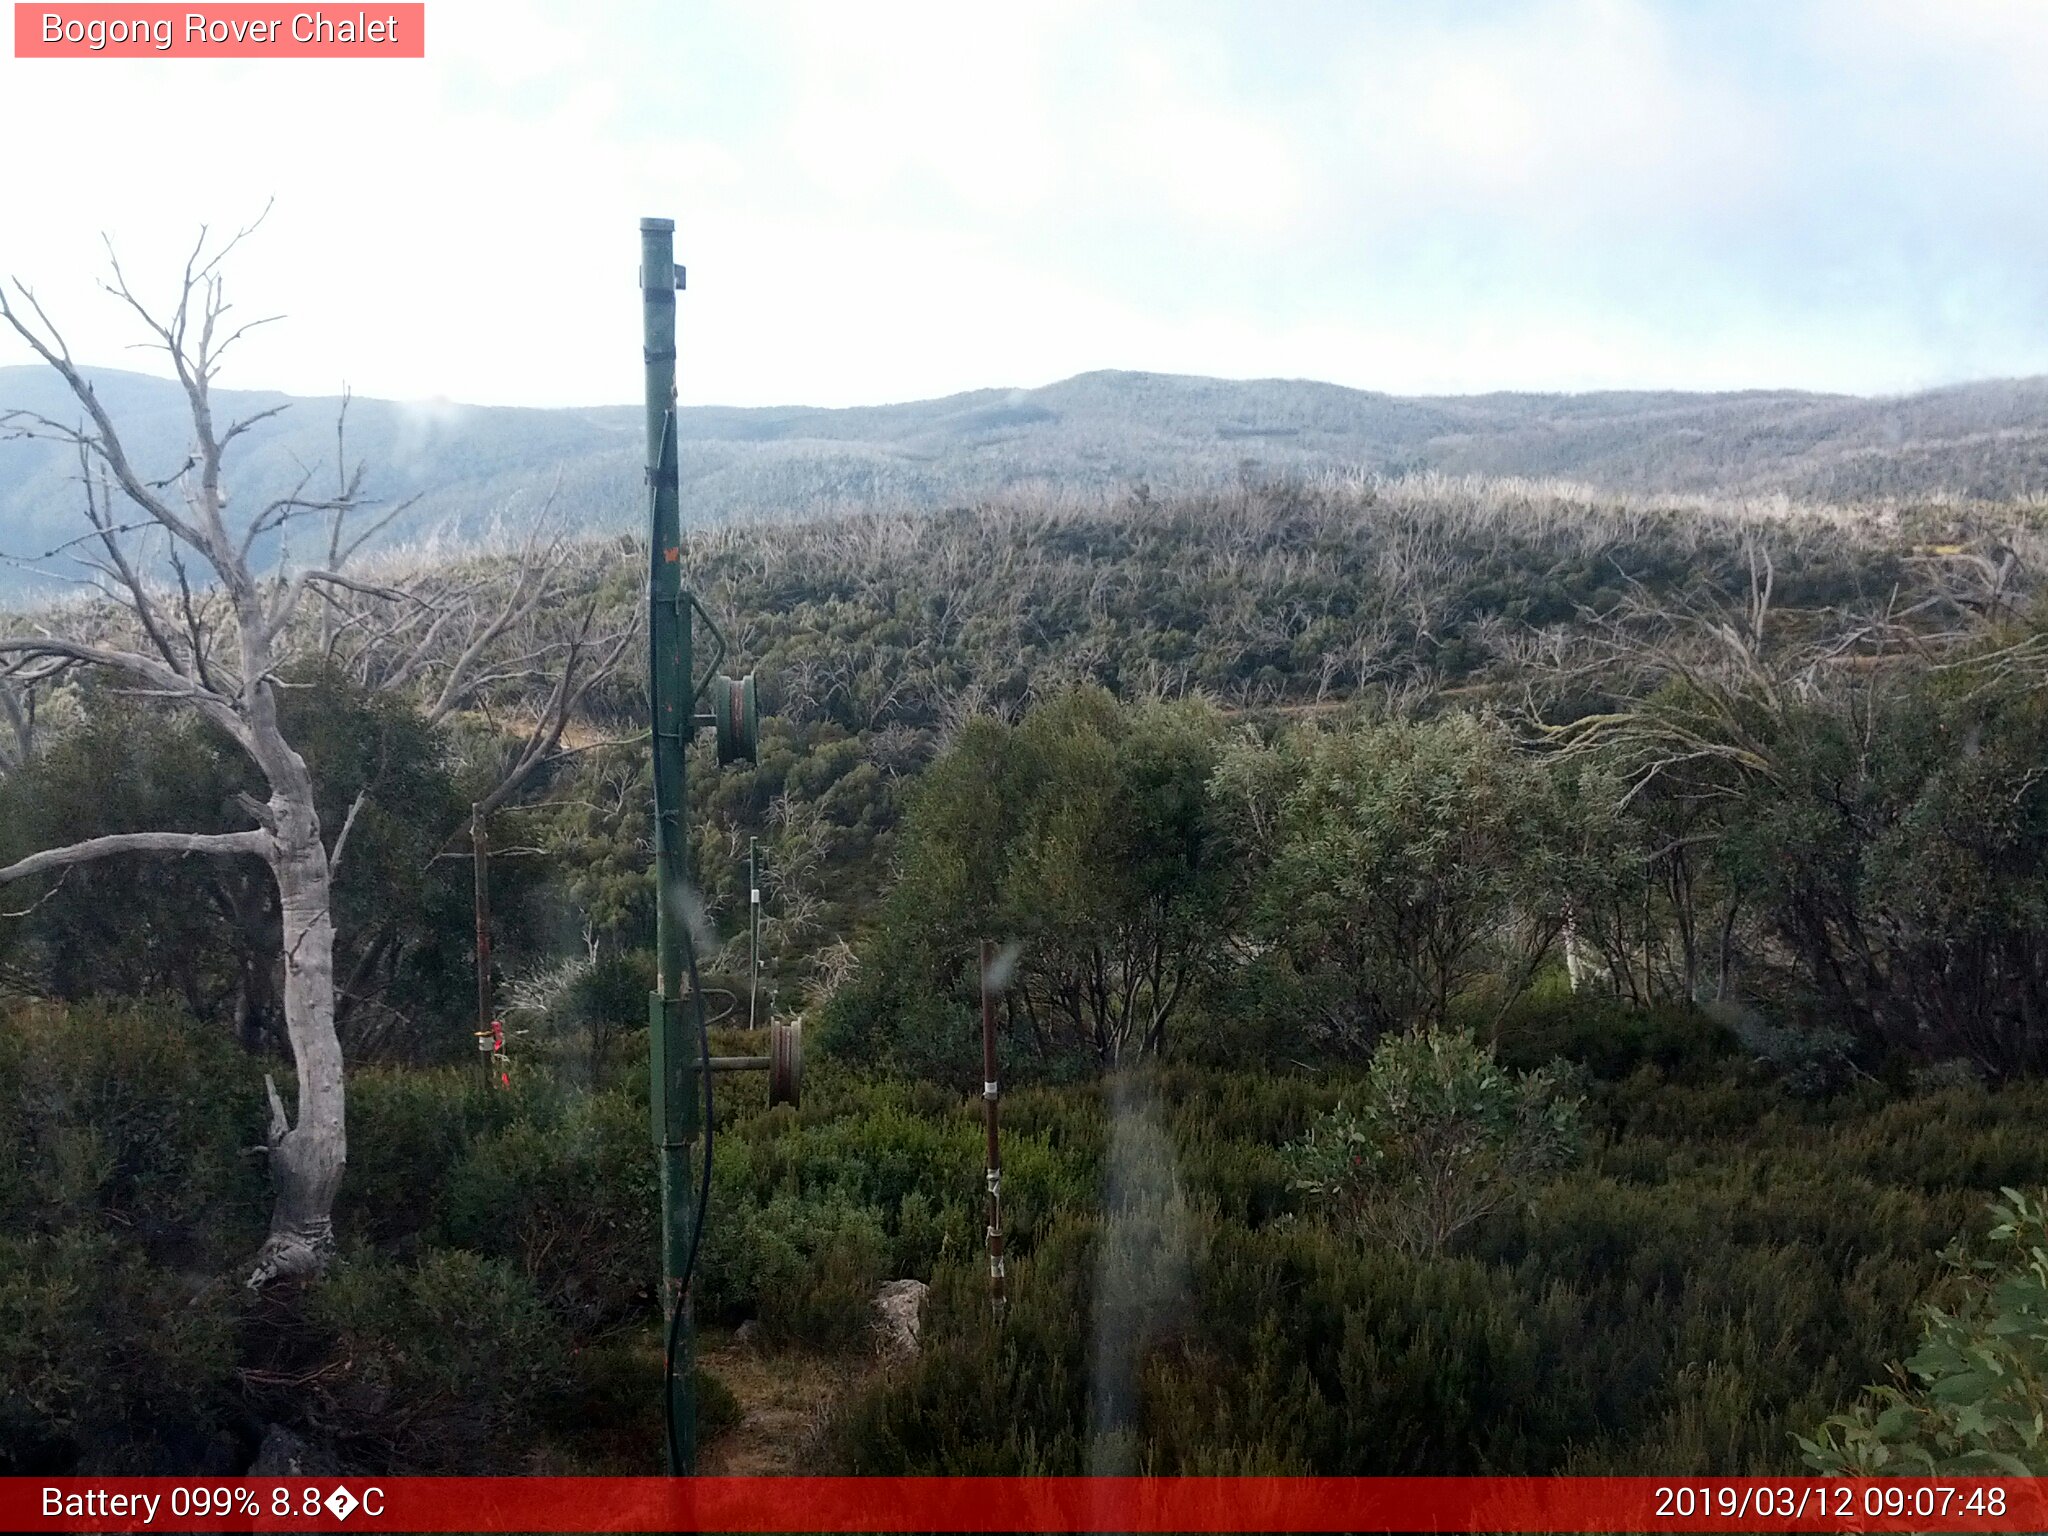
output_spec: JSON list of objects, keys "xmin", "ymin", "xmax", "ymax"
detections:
[
  {"xmin": 8, "ymin": 986, "xmax": 2048, "ymax": 1475},
  {"xmin": 831, "ymin": 665, "xmax": 2048, "ymax": 1082},
  {"xmin": 821, "ymin": 1035, "xmax": 2048, "ymax": 1475},
  {"xmin": 3, "ymin": 478, "xmax": 2046, "ymax": 1474}
]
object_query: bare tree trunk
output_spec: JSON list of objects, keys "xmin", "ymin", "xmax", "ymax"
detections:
[
  {"xmin": 249, "ymin": 807, "xmax": 345, "ymax": 1285},
  {"xmin": 1716, "ymin": 886, "xmax": 1743, "ymax": 1002}
]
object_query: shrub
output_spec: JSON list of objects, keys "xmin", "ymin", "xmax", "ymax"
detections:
[
  {"xmin": 339, "ymin": 1065, "xmax": 528, "ymax": 1247},
  {"xmin": 505, "ymin": 946, "xmax": 656, "ymax": 1080},
  {"xmin": 529, "ymin": 1338, "xmax": 735, "ymax": 1471},
  {"xmin": 304, "ymin": 1250, "xmax": 574, "ymax": 1472},
  {"xmin": 696, "ymin": 1365, "xmax": 744, "ymax": 1443},
  {"xmin": 438, "ymin": 1087, "xmax": 656, "ymax": 1332},
  {"xmin": 826, "ymin": 691, "xmax": 1234, "ymax": 1073},
  {"xmin": 1798, "ymin": 1189, "xmax": 2048, "ymax": 1475},
  {"xmin": 0, "ymin": 998, "xmax": 266, "ymax": 1261},
  {"xmin": 0, "ymin": 1229, "xmax": 238, "ymax": 1473},
  {"xmin": 707, "ymin": 1192, "xmax": 893, "ymax": 1347},
  {"xmin": 1284, "ymin": 1028, "xmax": 1582, "ymax": 1256},
  {"xmin": 1239, "ymin": 713, "xmax": 1606, "ymax": 1048},
  {"xmin": 1493, "ymin": 989, "xmax": 1738, "ymax": 1084}
]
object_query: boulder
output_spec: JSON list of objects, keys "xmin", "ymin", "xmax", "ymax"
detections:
[{"xmin": 873, "ymin": 1278, "xmax": 928, "ymax": 1359}]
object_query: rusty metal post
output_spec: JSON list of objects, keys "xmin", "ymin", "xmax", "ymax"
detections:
[{"xmin": 981, "ymin": 939, "xmax": 1007, "ymax": 1317}]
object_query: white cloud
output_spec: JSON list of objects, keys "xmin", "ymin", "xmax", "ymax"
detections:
[
  {"xmin": 1349, "ymin": 0, "xmax": 1778, "ymax": 232},
  {"xmin": 2, "ymin": 0, "xmax": 2045, "ymax": 407},
  {"xmin": 777, "ymin": 0, "xmax": 1069, "ymax": 217},
  {"xmin": 1094, "ymin": 43, "xmax": 1309, "ymax": 237}
]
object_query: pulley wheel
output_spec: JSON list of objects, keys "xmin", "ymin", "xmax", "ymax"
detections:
[{"xmin": 713, "ymin": 673, "xmax": 759, "ymax": 765}]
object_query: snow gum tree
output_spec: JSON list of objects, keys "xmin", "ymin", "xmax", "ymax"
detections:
[{"xmin": 0, "ymin": 220, "xmax": 628, "ymax": 1284}]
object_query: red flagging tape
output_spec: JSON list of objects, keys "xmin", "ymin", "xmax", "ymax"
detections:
[{"xmin": 9, "ymin": 1476, "xmax": 2046, "ymax": 1533}]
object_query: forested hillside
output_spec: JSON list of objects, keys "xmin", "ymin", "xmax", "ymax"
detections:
[
  {"xmin": 6, "ymin": 365, "xmax": 2048, "ymax": 600},
  {"xmin": 5, "ymin": 476, "xmax": 2048, "ymax": 1477}
]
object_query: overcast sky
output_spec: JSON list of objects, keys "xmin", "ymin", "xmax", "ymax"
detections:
[{"xmin": 3, "ymin": 0, "xmax": 2046, "ymax": 409}]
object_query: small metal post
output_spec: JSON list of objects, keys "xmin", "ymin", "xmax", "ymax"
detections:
[
  {"xmin": 981, "ymin": 940, "xmax": 1007, "ymax": 1317},
  {"xmin": 748, "ymin": 836, "xmax": 761, "ymax": 1031},
  {"xmin": 471, "ymin": 803, "xmax": 491, "ymax": 1083}
]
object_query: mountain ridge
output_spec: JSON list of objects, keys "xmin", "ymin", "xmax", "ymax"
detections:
[{"xmin": 3, "ymin": 364, "xmax": 2045, "ymax": 596}]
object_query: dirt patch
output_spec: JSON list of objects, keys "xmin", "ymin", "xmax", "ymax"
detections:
[{"xmin": 697, "ymin": 1333, "xmax": 872, "ymax": 1475}]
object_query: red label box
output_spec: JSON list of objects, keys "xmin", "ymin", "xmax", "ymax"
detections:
[
  {"xmin": 13, "ymin": 3, "xmax": 425, "ymax": 57},
  {"xmin": 5, "ymin": 1477, "xmax": 2048, "ymax": 1533}
]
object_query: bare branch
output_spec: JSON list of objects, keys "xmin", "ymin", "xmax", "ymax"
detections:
[
  {"xmin": 334, "ymin": 495, "xmax": 418, "ymax": 568},
  {"xmin": 77, "ymin": 442, "xmax": 186, "ymax": 676},
  {"xmin": 0, "ymin": 637, "xmax": 237, "ymax": 735},
  {"xmin": 170, "ymin": 550, "xmax": 221, "ymax": 691},
  {"xmin": 0, "ymin": 828, "xmax": 270, "ymax": 887},
  {"xmin": 0, "ymin": 282, "xmax": 211, "ymax": 552},
  {"xmin": 263, "ymin": 1071, "xmax": 290, "ymax": 1144},
  {"xmin": 329, "ymin": 786, "xmax": 370, "ymax": 875},
  {"xmin": 423, "ymin": 537, "xmax": 561, "ymax": 721},
  {"xmin": 0, "ymin": 865, "xmax": 74, "ymax": 918},
  {"xmin": 218, "ymin": 400, "xmax": 290, "ymax": 453},
  {"xmin": 230, "ymin": 790, "xmax": 280, "ymax": 832}
]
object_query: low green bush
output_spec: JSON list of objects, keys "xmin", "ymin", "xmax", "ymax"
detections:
[
  {"xmin": 438, "ymin": 1087, "xmax": 656, "ymax": 1332},
  {"xmin": 695, "ymin": 1365, "xmax": 744, "ymax": 1443},
  {"xmin": 1799, "ymin": 1189, "xmax": 2048, "ymax": 1475},
  {"xmin": 0, "ymin": 998, "xmax": 266, "ymax": 1261},
  {"xmin": 1285, "ymin": 1028, "xmax": 1583, "ymax": 1256},
  {"xmin": 339, "ymin": 1065, "xmax": 531, "ymax": 1247},
  {"xmin": 16, "ymin": 982, "xmax": 2048, "ymax": 1479},
  {"xmin": 706, "ymin": 1192, "xmax": 892, "ymax": 1347},
  {"xmin": 528, "ymin": 1338, "xmax": 737, "ymax": 1471},
  {"xmin": 0, "ymin": 1228, "xmax": 238, "ymax": 1473},
  {"xmin": 304, "ymin": 1250, "xmax": 574, "ymax": 1472},
  {"xmin": 822, "ymin": 1059, "xmax": 2048, "ymax": 1476},
  {"xmin": 1494, "ymin": 989, "xmax": 1738, "ymax": 1083}
]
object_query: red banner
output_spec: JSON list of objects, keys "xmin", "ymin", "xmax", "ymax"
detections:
[
  {"xmin": 13, "ymin": 4, "xmax": 425, "ymax": 58},
  {"xmin": 5, "ymin": 1477, "xmax": 2046, "ymax": 1532}
]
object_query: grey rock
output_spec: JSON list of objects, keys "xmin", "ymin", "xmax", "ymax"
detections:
[{"xmin": 873, "ymin": 1278, "xmax": 928, "ymax": 1359}]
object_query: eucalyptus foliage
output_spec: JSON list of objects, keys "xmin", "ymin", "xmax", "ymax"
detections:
[
  {"xmin": 1284, "ymin": 1028, "xmax": 1582, "ymax": 1256},
  {"xmin": 1237, "ymin": 712, "xmax": 1619, "ymax": 1049},
  {"xmin": 1799, "ymin": 1189, "xmax": 2048, "ymax": 1476}
]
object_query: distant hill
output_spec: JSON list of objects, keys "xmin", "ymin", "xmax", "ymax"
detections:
[{"xmin": 3, "ymin": 364, "xmax": 2045, "ymax": 596}]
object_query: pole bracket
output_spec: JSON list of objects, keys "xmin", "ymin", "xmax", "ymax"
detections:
[{"xmin": 647, "ymin": 992, "xmax": 700, "ymax": 1148}]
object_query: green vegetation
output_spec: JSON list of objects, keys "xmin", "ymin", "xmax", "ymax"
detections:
[
  {"xmin": 822, "ymin": 1059, "xmax": 2048, "ymax": 1475},
  {"xmin": 13, "ymin": 988, "xmax": 2048, "ymax": 1475},
  {"xmin": 1799, "ymin": 1190, "xmax": 2048, "ymax": 1476},
  {"xmin": 1283, "ymin": 1029, "xmax": 1584, "ymax": 1258},
  {"xmin": 3, "ymin": 476, "xmax": 2046, "ymax": 1474}
]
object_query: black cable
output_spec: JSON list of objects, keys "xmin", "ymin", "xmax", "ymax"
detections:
[{"xmin": 663, "ymin": 911, "xmax": 715, "ymax": 1476}]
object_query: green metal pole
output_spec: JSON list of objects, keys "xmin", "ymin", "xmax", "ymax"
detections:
[{"xmin": 641, "ymin": 215, "xmax": 698, "ymax": 1475}]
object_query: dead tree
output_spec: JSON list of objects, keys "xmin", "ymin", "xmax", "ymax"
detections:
[{"xmin": 0, "ymin": 220, "xmax": 630, "ymax": 1285}]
